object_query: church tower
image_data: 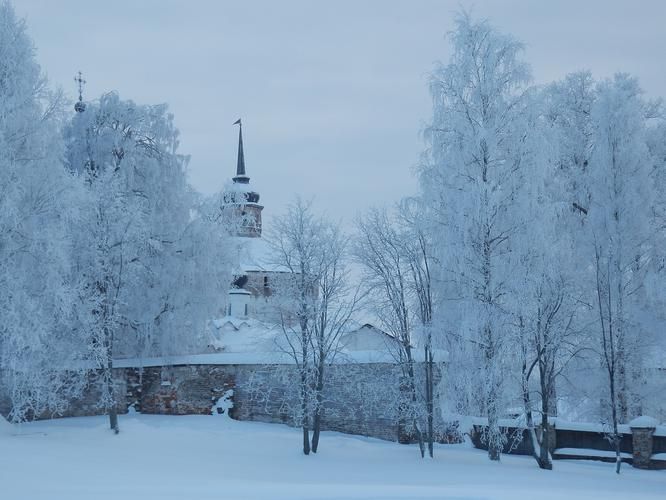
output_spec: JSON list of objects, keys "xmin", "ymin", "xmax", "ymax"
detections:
[{"xmin": 223, "ymin": 119, "xmax": 264, "ymax": 237}]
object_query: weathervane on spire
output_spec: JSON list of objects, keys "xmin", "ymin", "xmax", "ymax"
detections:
[{"xmin": 74, "ymin": 71, "xmax": 86, "ymax": 113}]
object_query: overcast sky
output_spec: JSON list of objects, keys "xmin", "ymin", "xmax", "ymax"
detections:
[{"xmin": 15, "ymin": 0, "xmax": 666, "ymax": 227}]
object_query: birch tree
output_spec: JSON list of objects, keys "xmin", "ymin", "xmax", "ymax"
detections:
[
  {"xmin": 586, "ymin": 74, "xmax": 655, "ymax": 473},
  {"xmin": 507, "ymin": 89, "xmax": 591, "ymax": 470},
  {"xmin": 64, "ymin": 92, "xmax": 228, "ymax": 431},
  {"xmin": 355, "ymin": 207, "xmax": 426, "ymax": 457},
  {"xmin": 268, "ymin": 197, "xmax": 355, "ymax": 455},
  {"xmin": 310, "ymin": 222, "xmax": 358, "ymax": 453},
  {"xmin": 421, "ymin": 12, "xmax": 532, "ymax": 461},
  {"xmin": 399, "ymin": 198, "xmax": 436, "ymax": 457},
  {"xmin": 0, "ymin": 1, "xmax": 89, "ymax": 421}
]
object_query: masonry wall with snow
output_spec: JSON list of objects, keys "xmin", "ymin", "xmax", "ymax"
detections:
[{"xmin": 0, "ymin": 359, "xmax": 447, "ymax": 444}]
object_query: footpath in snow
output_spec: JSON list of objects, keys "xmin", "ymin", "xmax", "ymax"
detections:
[{"xmin": 1, "ymin": 414, "xmax": 665, "ymax": 500}]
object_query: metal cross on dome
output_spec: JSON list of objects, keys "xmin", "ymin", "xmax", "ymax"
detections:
[{"xmin": 74, "ymin": 71, "xmax": 86, "ymax": 112}]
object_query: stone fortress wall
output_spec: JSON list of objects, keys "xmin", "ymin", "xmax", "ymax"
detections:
[{"xmin": 0, "ymin": 361, "xmax": 449, "ymax": 444}]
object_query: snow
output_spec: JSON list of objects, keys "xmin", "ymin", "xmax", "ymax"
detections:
[
  {"xmin": 554, "ymin": 419, "xmax": 631, "ymax": 434},
  {"xmin": 117, "ymin": 315, "xmax": 446, "ymax": 367},
  {"xmin": 652, "ymin": 453, "xmax": 666, "ymax": 461},
  {"xmin": 628, "ymin": 416, "xmax": 660, "ymax": 428},
  {"xmin": 0, "ymin": 415, "xmax": 13, "ymax": 435},
  {"xmin": 554, "ymin": 448, "xmax": 633, "ymax": 460},
  {"xmin": 114, "ymin": 349, "xmax": 432, "ymax": 368},
  {"xmin": 653, "ymin": 426, "xmax": 666, "ymax": 437},
  {"xmin": 114, "ymin": 352, "xmax": 292, "ymax": 367},
  {"xmin": 468, "ymin": 416, "xmax": 528, "ymax": 428},
  {"xmin": 209, "ymin": 315, "xmax": 282, "ymax": 353},
  {"xmin": 1, "ymin": 415, "xmax": 664, "ymax": 500},
  {"xmin": 211, "ymin": 315, "xmax": 256, "ymax": 330},
  {"xmin": 339, "ymin": 324, "xmax": 397, "ymax": 351}
]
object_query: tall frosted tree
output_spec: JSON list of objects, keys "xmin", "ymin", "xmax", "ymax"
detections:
[
  {"xmin": 267, "ymin": 197, "xmax": 356, "ymax": 455},
  {"xmin": 586, "ymin": 74, "xmax": 656, "ymax": 472},
  {"xmin": 513, "ymin": 89, "xmax": 589, "ymax": 470},
  {"xmin": 64, "ymin": 92, "xmax": 233, "ymax": 432},
  {"xmin": 420, "ymin": 12, "xmax": 532, "ymax": 461},
  {"xmin": 355, "ymin": 206, "xmax": 426, "ymax": 457},
  {"xmin": 0, "ymin": 1, "xmax": 88, "ymax": 421},
  {"xmin": 398, "ymin": 197, "xmax": 436, "ymax": 457},
  {"xmin": 543, "ymin": 72, "xmax": 596, "ymax": 221}
]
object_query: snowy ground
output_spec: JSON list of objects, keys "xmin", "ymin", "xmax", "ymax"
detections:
[{"xmin": 2, "ymin": 414, "xmax": 665, "ymax": 500}]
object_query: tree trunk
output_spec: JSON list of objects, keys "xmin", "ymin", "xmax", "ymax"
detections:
[
  {"xmin": 311, "ymin": 413, "xmax": 321, "ymax": 453},
  {"xmin": 538, "ymin": 383, "xmax": 553, "ymax": 470},
  {"xmin": 547, "ymin": 382, "xmax": 558, "ymax": 417},
  {"xmin": 485, "ymin": 326, "xmax": 501, "ymax": 462},
  {"xmin": 610, "ymin": 373, "xmax": 621, "ymax": 474},
  {"xmin": 300, "ymin": 364, "xmax": 310, "ymax": 455},
  {"xmin": 595, "ymin": 249, "xmax": 621, "ymax": 473},
  {"xmin": 311, "ymin": 355, "xmax": 325, "ymax": 453},
  {"xmin": 521, "ymin": 360, "xmax": 541, "ymax": 464},
  {"xmin": 482, "ymin": 223, "xmax": 501, "ymax": 462},
  {"xmin": 425, "ymin": 345, "xmax": 434, "ymax": 458},
  {"xmin": 109, "ymin": 406, "xmax": 119, "ymax": 434},
  {"xmin": 487, "ymin": 391, "xmax": 501, "ymax": 461},
  {"xmin": 405, "ymin": 347, "xmax": 425, "ymax": 458},
  {"xmin": 302, "ymin": 426, "xmax": 310, "ymax": 455},
  {"xmin": 103, "ymin": 325, "xmax": 119, "ymax": 434},
  {"xmin": 403, "ymin": 344, "xmax": 425, "ymax": 458}
]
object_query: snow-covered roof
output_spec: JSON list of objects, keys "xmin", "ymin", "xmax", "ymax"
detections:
[
  {"xmin": 210, "ymin": 317, "xmax": 449, "ymax": 362},
  {"xmin": 226, "ymin": 179, "xmax": 255, "ymax": 194},
  {"xmin": 628, "ymin": 416, "xmax": 660, "ymax": 428},
  {"xmin": 209, "ymin": 315, "xmax": 281, "ymax": 353},
  {"xmin": 113, "ymin": 350, "xmax": 434, "ymax": 367},
  {"xmin": 114, "ymin": 315, "xmax": 448, "ymax": 367}
]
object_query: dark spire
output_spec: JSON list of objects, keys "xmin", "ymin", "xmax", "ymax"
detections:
[
  {"xmin": 233, "ymin": 119, "xmax": 248, "ymax": 183},
  {"xmin": 74, "ymin": 71, "xmax": 86, "ymax": 113},
  {"xmin": 236, "ymin": 121, "xmax": 246, "ymax": 176}
]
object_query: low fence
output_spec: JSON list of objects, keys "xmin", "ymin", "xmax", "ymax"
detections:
[{"xmin": 470, "ymin": 419, "xmax": 666, "ymax": 470}]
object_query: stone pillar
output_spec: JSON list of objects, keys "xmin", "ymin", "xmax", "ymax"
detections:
[{"xmin": 630, "ymin": 416, "xmax": 658, "ymax": 469}]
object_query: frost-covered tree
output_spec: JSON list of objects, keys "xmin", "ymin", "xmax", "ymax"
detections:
[
  {"xmin": 0, "ymin": 1, "xmax": 89, "ymax": 422},
  {"xmin": 585, "ymin": 74, "xmax": 657, "ymax": 473},
  {"xmin": 502, "ymin": 89, "xmax": 591, "ymax": 470},
  {"xmin": 543, "ymin": 71, "xmax": 596, "ymax": 220},
  {"xmin": 64, "ymin": 92, "xmax": 233, "ymax": 432},
  {"xmin": 267, "ymin": 197, "xmax": 356, "ymax": 455},
  {"xmin": 398, "ymin": 197, "xmax": 437, "ymax": 457},
  {"xmin": 355, "ymin": 207, "xmax": 427, "ymax": 457},
  {"xmin": 64, "ymin": 93, "xmax": 160, "ymax": 433},
  {"xmin": 420, "ymin": 12, "xmax": 532, "ymax": 461},
  {"xmin": 309, "ymin": 223, "xmax": 358, "ymax": 453}
]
